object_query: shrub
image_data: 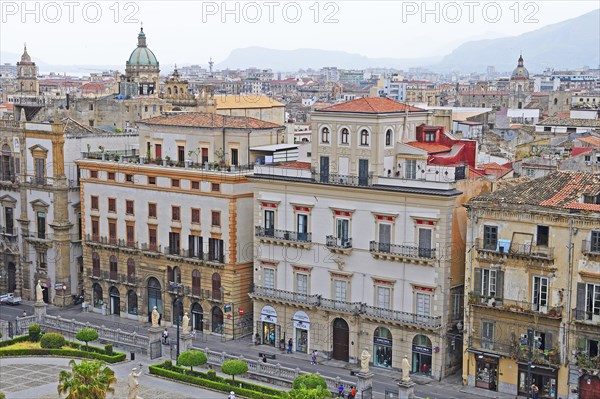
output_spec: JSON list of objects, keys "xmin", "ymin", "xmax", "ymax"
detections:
[
  {"xmin": 292, "ymin": 374, "xmax": 328, "ymax": 390},
  {"xmin": 221, "ymin": 359, "xmax": 248, "ymax": 382},
  {"xmin": 104, "ymin": 344, "xmax": 113, "ymax": 356},
  {"xmin": 40, "ymin": 333, "xmax": 66, "ymax": 349},
  {"xmin": 177, "ymin": 350, "xmax": 207, "ymax": 371},
  {"xmin": 0, "ymin": 391, "xmax": 5, "ymax": 399},
  {"xmin": 76, "ymin": 328, "xmax": 99, "ymax": 350},
  {"xmin": 206, "ymin": 369, "xmax": 218, "ymax": 381},
  {"xmin": 28, "ymin": 324, "xmax": 41, "ymax": 342}
]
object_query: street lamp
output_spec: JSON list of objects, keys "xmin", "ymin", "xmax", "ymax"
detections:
[
  {"xmin": 170, "ymin": 282, "xmax": 183, "ymax": 363},
  {"xmin": 62, "ymin": 284, "xmax": 67, "ymax": 307}
]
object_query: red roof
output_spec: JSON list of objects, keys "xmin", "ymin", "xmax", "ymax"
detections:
[
  {"xmin": 571, "ymin": 147, "xmax": 594, "ymax": 157},
  {"xmin": 319, "ymin": 97, "xmax": 425, "ymax": 114},
  {"xmin": 565, "ymin": 201, "xmax": 600, "ymax": 211},
  {"xmin": 405, "ymin": 141, "xmax": 451, "ymax": 153},
  {"xmin": 576, "ymin": 136, "xmax": 600, "ymax": 147},
  {"xmin": 140, "ymin": 113, "xmax": 282, "ymax": 129}
]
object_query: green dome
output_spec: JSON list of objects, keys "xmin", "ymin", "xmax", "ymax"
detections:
[{"xmin": 127, "ymin": 28, "xmax": 159, "ymax": 66}]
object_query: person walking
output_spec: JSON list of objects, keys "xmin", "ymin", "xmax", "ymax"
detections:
[
  {"xmin": 162, "ymin": 328, "xmax": 169, "ymax": 344},
  {"xmin": 311, "ymin": 350, "xmax": 318, "ymax": 365},
  {"xmin": 531, "ymin": 383, "xmax": 539, "ymax": 399},
  {"xmin": 337, "ymin": 383, "xmax": 344, "ymax": 398},
  {"xmin": 287, "ymin": 338, "xmax": 293, "ymax": 354},
  {"xmin": 348, "ymin": 385, "xmax": 357, "ymax": 399},
  {"xmin": 228, "ymin": 391, "xmax": 236, "ymax": 399}
]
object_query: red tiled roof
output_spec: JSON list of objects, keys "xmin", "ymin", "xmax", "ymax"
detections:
[
  {"xmin": 564, "ymin": 202, "xmax": 600, "ymax": 211},
  {"xmin": 577, "ymin": 136, "xmax": 600, "ymax": 147},
  {"xmin": 405, "ymin": 141, "xmax": 451, "ymax": 153},
  {"xmin": 81, "ymin": 82, "xmax": 105, "ymax": 91},
  {"xmin": 139, "ymin": 113, "xmax": 282, "ymax": 129},
  {"xmin": 571, "ymin": 147, "xmax": 594, "ymax": 157},
  {"xmin": 319, "ymin": 97, "xmax": 425, "ymax": 114},
  {"xmin": 278, "ymin": 161, "xmax": 311, "ymax": 170}
]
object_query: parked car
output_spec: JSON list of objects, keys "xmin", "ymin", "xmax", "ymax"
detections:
[{"xmin": 0, "ymin": 293, "xmax": 22, "ymax": 305}]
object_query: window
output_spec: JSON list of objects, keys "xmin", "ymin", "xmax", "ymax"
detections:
[
  {"xmin": 91, "ymin": 196, "xmax": 99, "ymax": 210},
  {"xmin": 148, "ymin": 228, "xmax": 157, "ymax": 251},
  {"xmin": 418, "ymin": 228, "xmax": 432, "ymax": 258},
  {"xmin": 201, "ymin": 147, "xmax": 209, "ymax": 164},
  {"xmin": 155, "ymin": 144, "xmax": 162, "ymax": 159},
  {"xmin": 36, "ymin": 211, "xmax": 46, "ymax": 239},
  {"xmin": 109, "ymin": 255, "xmax": 118, "ymax": 280},
  {"xmin": 211, "ymin": 211, "xmax": 221, "ymax": 226},
  {"xmin": 35, "ymin": 158, "xmax": 45, "ymax": 184},
  {"xmin": 188, "ymin": 235, "xmax": 202, "ymax": 258},
  {"xmin": 264, "ymin": 268, "xmax": 275, "ymax": 289},
  {"xmin": 537, "ymin": 225, "xmax": 549, "ymax": 246},
  {"xmin": 425, "ymin": 131, "xmax": 435, "ymax": 142},
  {"xmin": 532, "ymin": 276, "xmax": 549, "ymax": 310},
  {"xmin": 191, "ymin": 181, "xmax": 200, "ymax": 190},
  {"xmin": 376, "ymin": 286, "xmax": 390, "ymax": 308},
  {"xmin": 340, "ymin": 128, "xmax": 349, "ymax": 144},
  {"xmin": 416, "ymin": 292, "xmax": 431, "ymax": 318},
  {"xmin": 4, "ymin": 207, "xmax": 14, "ymax": 234},
  {"xmin": 90, "ymin": 170, "xmax": 98, "ymax": 178},
  {"xmin": 126, "ymin": 200, "xmax": 134, "ymax": 215},
  {"xmin": 321, "ymin": 127, "xmax": 330, "ymax": 143},
  {"xmin": 404, "ymin": 159, "xmax": 417, "ymax": 179},
  {"xmin": 191, "ymin": 208, "xmax": 200, "ymax": 224},
  {"xmin": 91, "ymin": 219, "xmax": 99, "ymax": 241},
  {"xmin": 583, "ymin": 194, "xmax": 600, "ymax": 204},
  {"xmin": 360, "ymin": 129, "xmax": 369, "ymax": 146},
  {"xmin": 126, "ymin": 225, "xmax": 135, "ymax": 247},
  {"xmin": 264, "ymin": 210, "xmax": 275, "ymax": 236},
  {"xmin": 192, "ymin": 270, "xmax": 201, "ymax": 296},
  {"xmin": 211, "ymin": 183, "xmax": 220, "ymax": 192},
  {"xmin": 385, "ymin": 129, "xmax": 393, "ymax": 146},
  {"xmin": 590, "ymin": 231, "xmax": 600, "ymax": 253},
  {"xmin": 297, "ymin": 213, "xmax": 308, "ymax": 241},
  {"xmin": 333, "ymin": 280, "xmax": 348, "ymax": 302},
  {"xmin": 211, "ymin": 273, "xmax": 222, "ymax": 299},
  {"xmin": 177, "ymin": 146, "xmax": 185, "ymax": 163},
  {"xmin": 148, "ymin": 203, "xmax": 157, "ymax": 218},
  {"xmin": 481, "ymin": 269, "xmax": 497, "ymax": 296},
  {"xmin": 108, "ymin": 222, "xmax": 117, "ymax": 244},
  {"xmin": 147, "ymin": 176, "xmax": 156, "ymax": 185},
  {"xmin": 108, "ymin": 198, "xmax": 116, "ymax": 213},
  {"xmin": 296, "ymin": 273, "xmax": 308, "ymax": 295},
  {"xmin": 483, "ymin": 225, "xmax": 498, "ymax": 250},
  {"xmin": 481, "ymin": 321, "xmax": 495, "ymax": 350},
  {"xmin": 125, "ymin": 174, "xmax": 133, "ymax": 182},
  {"xmin": 585, "ymin": 283, "xmax": 600, "ymax": 320},
  {"xmin": 127, "ymin": 259, "xmax": 135, "ymax": 283},
  {"xmin": 37, "ymin": 251, "xmax": 47, "ymax": 269},
  {"xmin": 336, "ymin": 218, "xmax": 350, "ymax": 247},
  {"xmin": 377, "ymin": 223, "xmax": 392, "ymax": 252},
  {"xmin": 168, "ymin": 232, "xmax": 180, "ymax": 255},
  {"xmin": 208, "ymin": 238, "xmax": 224, "ymax": 263},
  {"xmin": 567, "ymin": 127, "xmax": 576, "ymax": 133},
  {"xmin": 88, "ymin": 120, "xmax": 94, "ymax": 127},
  {"xmin": 543, "ymin": 126, "xmax": 552, "ymax": 132},
  {"xmin": 171, "ymin": 206, "xmax": 180, "ymax": 221},
  {"xmin": 171, "ymin": 179, "xmax": 180, "ymax": 188},
  {"xmin": 107, "ymin": 172, "xmax": 115, "ymax": 181}
]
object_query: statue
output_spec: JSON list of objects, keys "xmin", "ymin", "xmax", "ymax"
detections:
[
  {"xmin": 35, "ymin": 280, "xmax": 44, "ymax": 303},
  {"xmin": 360, "ymin": 348, "xmax": 371, "ymax": 373},
  {"xmin": 182, "ymin": 312, "xmax": 190, "ymax": 334},
  {"xmin": 151, "ymin": 306, "xmax": 160, "ymax": 327},
  {"xmin": 401, "ymin": 355, "xmax": 411, "ymax": 382},
  {"xmin": 127, "ymin": 367, "xmax": 142, "ymax": 399}
]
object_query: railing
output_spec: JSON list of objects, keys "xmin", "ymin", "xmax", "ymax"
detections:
[
  {"xmin": 87, "ymin": 267, "xmax": 101, "ymax": 278},
  {"xmin": 582, "ymin": 239, "xmax": 600, "ymax": 256},
  {"xmin": 255, "ymin": 226, "xmax": 312, "ymax": 243},
  {"xmin": 369, "ymin": 241, "xmax": 436, "ymax": 259},
  {"xmin": 325, "ymin": 235, "xmax": 352, "ymax": 249},
  {"xmin": 0, "ymin": 120, "xmax": 21, "ymax": 128},
  {"xmin": 572, "ymin": 308, "xmax": 600, "ymax": 322},
  {"xmin": 470, "ymin": 293, "xmax": 563, "ymax": 318},
  {"xmin": 164, "ymin": 247, "xmax": 205, "ymax": 260},
  {"xmin": 475, "ymin": 238, "xmax": 554, "ymax": 260},
  {"xmin": 576, "ymin": 354, "xmax": 600, "ymax": 370},
  {"xmin": 251, "ymin": 285, "xmax": 320, "ymax": 306},
  {"xmin": 0, "ymin": 226, "xmax": 18, "ymax": 237},
  {"xmin": 109, "ymin": 271, "xmax": 118, "ymax": 281},
  {"xmin": 140, "ymin": 242, "xmax": 161, "ymax": 253},
  {"xmin": 313, "ymin": 172, "xmax": 373, "ymax": 187},
  {"xmin": 319, "ymin": 298, "xmax": 362, "ymax": 313},
  {"xmin": 363, "ymin": 304, "xmax": 442, "ymax": 328},
  {"xmin": 516, "ymin": 346, "xmax": 561, "ymax": 366},
  {"xmin": 27, "ymin": 232, "xmax": 53, "ymax": 241}
]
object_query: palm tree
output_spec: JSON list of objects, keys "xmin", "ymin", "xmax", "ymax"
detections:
[{"xmin": 57, "ymin": 359, "xmax": 117, "ymax": 399}]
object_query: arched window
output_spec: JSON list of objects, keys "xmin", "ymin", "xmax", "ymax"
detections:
[
  {"xmin": 167, "ymin": 87, "xmax": 172, "ymax": 95},
  {"xmin": 385, "ymin": 129, "xmax": 393, "ymax": 146},
  {"xmin": 127, "ymin": 259, "xmax": 135, "ymax": 284},
  {"xmin": 321, "ymin": 127, "xmax": 330, "ymax": 143},
  {"xmin": 173, "ymin": 266, "xmax": 181, "ymax": 284},
  {"xmin": 174, "ymin": 86, "xmax": 178, "ymax": 95},
  {"xmin": 211, "ymin": 273, "xmax": 221, "ymax": 300},
  {"xmin": 340, "ymin": 128, "xmax": 349, "ymax": 145},
  {"xmin": 192, "ymin": 270, "xmax": 201, "ymax": 296},
  {"xmin": 553, "ymin": 98, "xmax": 558, "ymax": 105},
  {"xmin": 92, "ymin": 283, "xmax": 103, "ymax": 308},
  {"xmin": 92, "ymin": 252, "xmax": 100, "ymax": 277},
  {"xmin": 360, "ymin": 129, "xmax": 369, "ymax": 146},
  {"xmin": 109, "ymin": 255, "xmax": 117, "ymax": 280},
  {"xmin": 127, "ymin": 290, "xmax": 138, "ymax": 315}
]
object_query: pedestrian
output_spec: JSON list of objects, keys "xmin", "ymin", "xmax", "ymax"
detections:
[
  {"xmin": 337, "ymin": 383, "xmax": 344, "ymax": 398},
  {"xmin": 311, "ymin": 350, "xmax": 318, "ymax": 365},
  {"xmin": 287, "ymin": 338, "xmax": 293, "ymax": 354},
  {"xmin": 22, "ymin": 310, "xmax": 26, "ymax": 317},
  {"xmin": 349, "ymin": 385, "xmax": 356, "ymax": 399},
  {"xmin": 162, "ymin": 328, "xmax": 169, "ymax": 344},
  {"xmin": 228, "ymin": 391, "xmax": 236, "ymax": 399},
  {"xmin": 531, "ymin": 383, "xmax": 539, "ymax": 399},
  {"xmin": 262, "ymin": 354, "xmax": 267, "ymax": 363}
]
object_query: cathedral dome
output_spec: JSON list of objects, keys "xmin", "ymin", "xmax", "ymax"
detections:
[
  {"xmin": 127, "ymin": 28, "xmax": 159, "ymax": 67},
  {"xmin": 511, "ymin": 55, "xmax": 529, "ymax": 80}
]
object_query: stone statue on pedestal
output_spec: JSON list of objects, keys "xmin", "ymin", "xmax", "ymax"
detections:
[
  {"xmin": 182, "ymin": 312, "xmax": 190, "ymax": 334},
  {"xmin": 151, "ymin": 306, "xmax": 160, "ymax": 327},
  {"xmin": 401, "ymin": 356, "xmax": 411, "ymax": 382},
  {"xmin": 36, "ymin": 280, "xmax": 44, "ymax": 303},
  {"xmin": 360, "ymin": 348, "xmax": 371, "ymax": 373},
  {"xmin": 127, "ymin": 367, "xmax": 142, "ymax": 399}
]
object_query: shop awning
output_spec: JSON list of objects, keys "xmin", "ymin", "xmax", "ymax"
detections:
[{"xmin": 468, "ymin": 348, "xmax": 501, "ymax": 358}]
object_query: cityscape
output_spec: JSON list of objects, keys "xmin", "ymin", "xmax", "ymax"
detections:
[{"xmin": 0, "ymin": 2, "xmax": 599, "ymax": 399}]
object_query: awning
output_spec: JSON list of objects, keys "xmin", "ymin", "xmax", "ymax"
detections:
[{"xmin": 468, "ymin": 348, "xmax": 501, "ymax": 359}]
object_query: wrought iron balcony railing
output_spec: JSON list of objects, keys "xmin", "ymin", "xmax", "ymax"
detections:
[
  {"xmin": 255, "ymin": 226, "xmax": 312, "ymax": 243},
  {"xmin": 325, "ymin": 235, "xmax": 352, "ymax": 249},
  {"xmin": 369, "ymin": 241, "xmax": 435, "ymax": 259}
]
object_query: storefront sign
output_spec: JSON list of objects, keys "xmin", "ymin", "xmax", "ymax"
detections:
[
  {"xmin": 412, "ymin": 344, "xmax": 432, "ymax": 355},
  {"xmin": 261, "ymin": 305, "xmax": 277, "ymax": 323},
  {"xmin": 374, "ymin": 337, "xmax": 392, "ymax": 346},
  {"xmin": 292, "ymin": 311, "xmax": 310, "ymax": 330}
]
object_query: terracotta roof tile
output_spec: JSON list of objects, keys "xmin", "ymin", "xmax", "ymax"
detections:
[
  {"xmin": 405, "ymin": 141, "xmax": 451, "ymax": 153},
  {"xmin": 576, "ymin": 136, "xmax": 600, "ymax": 147},
  {"xmin": 319, "ymin": 97, "xmax": 425, "ymax": 114},
  {"xmin": 571, "ymin": 147, "xmax": 594, "ymax": 157},
  {"xmin": 278, "ymin": 161, "xmax": 311, "ymax": 170},
  {"xmin": 139, "ymin": 112, "xmax": 282, "ymax": 129},
  {"xmin": 539, "ymin": 117, "xmax": 600, "ymax": 128}
]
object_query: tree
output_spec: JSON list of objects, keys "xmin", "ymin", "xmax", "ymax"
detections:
[
  {"xmin": 220, "ymin": 359, "xmax": 248, "ymax": 382},
  {"xmin": 57, "ymin": 359, "xmax": 116, "ymax": 399},
  {"xmin": 177, "ymin": 350, "xmax": 207, "ymax": 371},
  {"xmin": 75, "ymin": 328, "xmax": 99, "ymax": 350},
  {"xmin": 292, "ymin": 374, "xmax": 327, "ymax": 390},
  {"xmin": 288, "ymin": 385, "xmax": 331, "ymax": 399}
]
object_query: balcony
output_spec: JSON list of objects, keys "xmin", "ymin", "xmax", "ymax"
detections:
[
  {"xmin": 325, "ymin": 236, "xmax": 353, "ymax": 254},
  {"xmin": 469, "ymin": 336, "xmax": 514, "ymax": 356},
  {"xmin": 26, "ymin": 231, "xmax": 53, "ymax": 244},
  {"xmin": 475, "ymin": 238, "xmax": 554, "ymax": 262},
  {"xmin": 319, "ymin": 297, "xmax": 363, "ymax": 314},
  {"xmin": 582, "ymin": 240, "xmax": 600, "ymax": 257},
  {"xmin": 0, "ymin": 226, "xmax": 18, "ymax": 239},
  {"xmin": 255, "ymin": 226, "xmax": 312, "ymax": 248},
  {"xmin": 140, "ymin": 242, "xmax": 161, "ymax": 256},
  {"xmin": 250, "ymin": 285, "xmax": 320, "ymax": 307},
  {"xmin": 573, "ymin": 309, "xmax": 600, "ymax": 324},
  {"xmin": 576, "ymin": 354, "xmax": 600, "ymax": 370},
  {"xmin": 87, "ymin": 267, "xmax": 101, "ymax": 279},
  {"xmin": 363, "ymin": 304, "xmax": 442, "ymax": 329},
  {"xmin": 313, "ymin": 172, "xmax": 373, "ymax": 187},
  {"xmin": 164, "ymin": 247, "xmax": 205, "ymax": 264},
  {"xmin": 369, "ymin": 241, "xmax": 436, "ymax": 265},
  {"xmin": 469, "ymin": 293, "xmax": 563, "ymax": 319},
  {"xmin": 515, "ymin": 346, "xmax": 561, "ymax": 367}
]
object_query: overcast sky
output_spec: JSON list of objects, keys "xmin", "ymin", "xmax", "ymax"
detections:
[{"xmin": 1, "ymin": 1, "xmax": 598, "ymax": 67}]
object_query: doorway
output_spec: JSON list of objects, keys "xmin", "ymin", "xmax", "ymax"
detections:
[
  {"xmin": 147, "ymin": 277, "xmax": 162, "ymax": 323},
  {"xmin": 191, "ymin": 302, "xmax": 203, "ymax": 331},
  {"xmin": 109, "ymin": 286, "xmax": 120, "ymax": 316},
  {"xmin": 332, "ymin": 318, "xmax": 349, "ymax": 361}
]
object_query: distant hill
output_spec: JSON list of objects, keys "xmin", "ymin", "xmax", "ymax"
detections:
[{"xmin": 438, "ymin": 9, "xmax": 600, "ymax": 72}]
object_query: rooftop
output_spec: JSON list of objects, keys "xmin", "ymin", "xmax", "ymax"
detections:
[
  {"xmin": 318, "ymin": 97, "xmax": 425, "ymax": 114},
  {"xmin": 139, "ymin": 112, "xmax": 283, "ymax": 129},
  {"xmin": 215, "ymin": 95, "xmax": 284, "ymax": 109},
  {"xmin": 538, "ymin": 117, "xmax": 600, "ymax": 128}
]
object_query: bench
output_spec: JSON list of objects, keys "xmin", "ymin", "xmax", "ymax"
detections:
[{"xmin": 259, "ymin": 352, "xmax": 276, "ymax": 360}]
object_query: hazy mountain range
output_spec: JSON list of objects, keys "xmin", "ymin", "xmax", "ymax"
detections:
[{"xmin": 1, "ymin": 9, "xmax": 597, "ymax": 75}]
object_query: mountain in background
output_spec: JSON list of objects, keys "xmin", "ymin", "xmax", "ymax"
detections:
[{"xmin": 437, "ymin": 9, "xmax": 600, "ymax": 72}]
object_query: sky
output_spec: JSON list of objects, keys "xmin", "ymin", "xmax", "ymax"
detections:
[{"xmin": 1, "ymin": 0, "xmax": 599, "ymax": 68}]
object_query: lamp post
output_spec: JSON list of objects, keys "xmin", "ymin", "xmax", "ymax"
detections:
[
  {"xmin": 526, "ymin": 328, "xmax": 534, "ymax": 399},
  {"xmin": 170, "ymin": 282, "xmax": 183, "ymax": 363},
  {"xmin": 62, "ymin": 284, "xmax": 67, "ymax": 307}
]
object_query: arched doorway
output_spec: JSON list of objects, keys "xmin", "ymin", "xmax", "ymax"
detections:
[
  {"xmin": 109, "ymin": 286, "xmax": 120, "ymax": 316},
  {"xmin": 127, "ymin": 290, "xmax": 138, "ymax": 316},
  {"xmin": 92, "ymin": 283, "xmax": 103, "ymax": 309},
  {"xmin": 172, "ymin": 297, "xmax": 183, "ymax": 324},
  {"xmin": 373, "ymin": 326, "xmax": 393, "ymax": 368},
  {"xmin": 412, "ymin": 334, "xmax": 432, "ymax": 376},
  {"xmin": 211, "ymin": 306, "xmax": 223, "ymax": 334},
  {"xmin": 332, "ymin": 318, "xmax": 349, "ymax": 361},
  {"xmin": 579, "ymin": 375, "xmax": 600, "ymax": 399},
  {"xmin": 7, "ymin": 262, "xmax": 16, "ymax": 293},
  {"xmin": 191, "ymin": 302, "xmax": 203, "ymax": 331},
  {"xmin": 211, "ymin": 273, "xmax": 221, "ymax": 301},
  {"xmin": 147, "ymin": 277, "xmax": 162, "ymax": 323}
]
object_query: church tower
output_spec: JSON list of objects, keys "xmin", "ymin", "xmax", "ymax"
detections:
[
  {"xmin": 16, "ymin": 44, "xmax": 39, "ymax": 95},
  {"xmin": 509, "ymin": 55, "xmax": 532, "ymax": 109}
]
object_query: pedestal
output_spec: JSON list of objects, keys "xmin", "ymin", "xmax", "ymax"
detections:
[
  {"xmin": 34, "ymin": 302, "xmax": 47, "ymax": 322},
  {"xmin": 180, "ymin": 333, "xmax": 193, "ymax": 352},
  {"xmin": 148, "ymin": 326, "xmax": 163, "ymax": 351},
  {"xmin": 355, "ymin": 370, "xmax": 374, "ymax": 392},
  {"xmin": 397, "ymin": 380, "xmax": 416, "ymax": 399}
]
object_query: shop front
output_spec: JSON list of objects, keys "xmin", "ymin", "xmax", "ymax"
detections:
[
  {"xmin": 518, "ymin": 364, "xmax": 558, "ymax": 399},
  {"xmin": 412, "ymin": 334, "xmax": 432, "ymax": 376},
  {"xmin": 260, "ymin": 305, "xmax": 278, "ymax": 346},
  {"xmin": 373, "ymin": 326, "xmax": 393, "ymax": 368},
  {"xmin": 473, "ymin": 353, "xmax": 499, "ymax": 391},
  {"xmin": 292, "ymin": 311, "xmax": 310, "ymax": 353}
]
